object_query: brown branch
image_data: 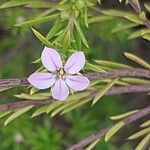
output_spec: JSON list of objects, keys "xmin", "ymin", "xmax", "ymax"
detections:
[
  {"xmin": 0, "ymin": 78, "xmax": 28, "ymax": 88},
  {"xmin": 0, "ymin": 99, "xmax": 53, "ymax": 112},
  {"xmin": 0, "ymin": 84, "xmax": 150, "ymax": 111},
  {"xmin": 128, "ymin": 0, "xmax": 150, "ymax": 28},
  {"xmin": 85, "ymin": 68, "xmax": 150, "ymax": 80},
  {"xmin": 67, "ymin": 105, "xmax": 150, "ymax": 150},
  {"xmin": 0, "ymin": 68, "xmax": 150, "ymax": 88}
]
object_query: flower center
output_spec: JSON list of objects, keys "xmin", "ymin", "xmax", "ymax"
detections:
[{"xmin": 57, "ymin": 68, "xmax": 66, "ymax": 79}]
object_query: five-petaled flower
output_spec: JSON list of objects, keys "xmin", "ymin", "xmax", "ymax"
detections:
[{"xmin": 27, "ymin": 47, "xmax": 90, "ymax": 100}]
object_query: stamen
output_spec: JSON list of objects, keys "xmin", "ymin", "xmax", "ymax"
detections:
[{"xmin": 57, "ymin": 69, "xmax": 66, "ymax": 78}]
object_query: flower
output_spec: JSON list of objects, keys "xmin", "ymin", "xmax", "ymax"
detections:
[{"xmin": 27, "ymin": 47, "xmax": 90, "ymax": 101}]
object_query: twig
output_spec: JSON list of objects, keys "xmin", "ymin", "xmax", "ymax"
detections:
[
  {"xmin": 0, "ymin": 68, "xmax": 150, "ymax": 88},
  {"xmin": 0, "ymin": 99, "xmax": 53, "ymax": 112},
  {"xmin": 67, "ymin": 105, "xmax": 150, "ymax": 150},
  {"xmin": 85, "ymin": 68, "xmax": 150, "ymax": 80},
  {"xmin": 128, "ymin": 0, "xmax": 150, "ymax": 28},
  {"xmin": 0, "ymin": 84, "xmax": 149, "ymax": 111}
]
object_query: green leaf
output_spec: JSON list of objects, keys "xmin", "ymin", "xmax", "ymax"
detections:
[
  {"xmin": 31, "ymin": 105, "xmax": 49, "ymax": 118},
  {"xmin": 128, "ymin": 29, "xmax": 142, "ymax": 39},
  {"xmin": 46, "ymin": 21, "xmax": 63, "ymax": 40},
  {"xmin": 0, "ymin": 111, "xmax": 11, "ymax": 119},
  {"xmin": 31, "ymin": 58, "xmax": 41, "ymax": 64},
  {"xmin": 63, "ymin": 29, "xmax": 71, "ymax": 50},
  {"xmin": 102, "ymin": 79, "xmax": 129, "ymax": 86},
  {"xmin": 46, "ymin": 102, "xmax": 63, "ymax": 113},
  {"xmin": 30, "ymin": 87, "xmax": 39, "ymax": 95},
  {"xmin": 0, "ymin": 0, "xmax": 55, "ymax": 9},
  {"xmin": 61, "ymin": 98, "xmax": 92, "ymax": 115},
  {"xmin": 74, "ymin": 20, "xmax": 89, "ymax": 48},
  {"xmin": 128, "ymin": 29, "xmax": 150, "ymax": 39},
  {"xmin": 124, "ymin": 52, "xmax": 150, "ymax": 69},
  {"xmin": 124, "ymin": 13, "xmax": 143, "ymax": 24},
  {"xmin": 144, "ymin": 2, "xmax": 150, "ymax": 13},
  {"xmin": 85, "ymin": 139, "xmax": 100, "ymax": 150},
  {"xmin": 127, "ymin": 127, "xmax": 150, "ymax": 140},
  {"xmin": 31, "ymin": 28, "xmax": 54, "ymax": 47},
  {"xmin": 142, "ymin": 34, "xmax": 150, "ymax": 41},
  {"xmin": 100, "ymin": 9, "xmax": 128, "ymax": 17},
  {"xmin": 4, "ymin": 105, "xmax": 33, "ymax": 126},
  {"xmin": 92, "ymin": 78, "xmax": 119, "ymax": 105},
  {"xmin": 85, "ymin": 63, "xmax": 107, "ymax": 73},
  {"xmin": 84, "ymin": 8, "xmax": 89, "ymax": 28},
  {"xmin": 25, "ymin": 1, "xmax": 55, "ymax": 8},
  {"xmin": 135, "ymin": 133, "xmax": 150, "ymax": 150},
  {"xmin": 140, "ymin": 120, "xmax": 150, "ymax": 128},
  {"xmin": 15, "ymin": 14, "xmax": 59, "ymax": 27},
  {"xmin": 110, "ymin": 110, "xmax": 139, "ymax": 120},
  {"xmin": 14, "ymin": 92, "xmax": 50, "ymax": 100},
  {"xmin": 94, "ymin": 60, "xmax": 131, "ymax": 69},
  {"xmin": 0, "ymin": 0, "xmax": 31, "ymax": 9},
  {"xmin": 88, "ymin": 16, "xmax": 113, "ymax": 24},
  {"xmin": 50, "ymin": 104, "xmax": 67, "ymax": 117},
  {"xmin": 121, "ymin": 77, "xmax": 150, "ymax": 84},
  {"xmin": 50, "ymin": 92, "xmax": 89, "ymax": 117},
  {"xmin": 38, "ymin": 9, "xmax": 56, "ymax": 18},
  {"xmin": 0, "ymin": 87, "xmax": 13, "ymax": 92},
  {"xmin": 74, "ymin": 29, "xmax": 82, "ymax": 50},
  {"xmin": 105, "ymin": 122, "xmax": 124, "ymax": 141},
  {"xmin": 101, "ymin": 9, "xmax": 143, "ymax": 24},
  {"xmin": 112, "ymin": 22, "xmax": 138, "ymax": 33}
]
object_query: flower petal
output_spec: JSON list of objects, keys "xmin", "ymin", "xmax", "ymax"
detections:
[
  {"xmin": 27, "ymin": 72, "xmax": 55, "ymax": 89},
  {"xmin": 64, "ymin": 52, "xmax": 85, "ymax": 74},
  {"xmin": 41, "ymin": 46, "xmax": 63, "ymax": 72},
  {"xmin": 66, "ymin": 75, "xmax": 90, "ymax": 91},
  {"xmin": 51, "ymin": 79, "xmax": 69, "ymax": 101}
]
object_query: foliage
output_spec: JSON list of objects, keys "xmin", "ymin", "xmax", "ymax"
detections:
[{"xmin": 0, "ymin": 0, "xmax": 150, "ymax": 149}]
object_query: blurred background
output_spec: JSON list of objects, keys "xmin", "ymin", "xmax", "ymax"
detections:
[{"xmin": 0, "ymin": 0, "xmax": 149, "ymax": 149}]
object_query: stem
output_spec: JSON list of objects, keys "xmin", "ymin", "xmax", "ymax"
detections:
[
  {"xmin": 67, "ymin": 106, "xmax": 150, "ymax": 150},
  {"xmin": 0, "ymin": 68, "xmax": 150, "ymax": 88},
  {"xmin": 0, "ymin": 84, "xmax": 149, "ymax": 111},
  {"xmin": 128, "ymin": 0, "xmax": 150, "ymax": 28}
]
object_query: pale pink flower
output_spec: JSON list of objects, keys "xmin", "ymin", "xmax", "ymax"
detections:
[{"xmin": 27, "ymin": 47, "xmax": 90, "ymax": 100}]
